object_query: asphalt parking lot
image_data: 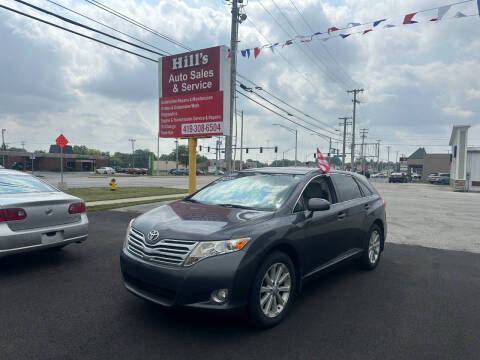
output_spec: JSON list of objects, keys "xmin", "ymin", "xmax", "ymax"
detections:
[{"xmin": 1, "ymin": 182, "xmax": 479, "ymax": 359}]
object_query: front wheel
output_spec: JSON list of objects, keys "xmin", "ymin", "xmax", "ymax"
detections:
[
  {"xmin": 356, "ymin": 224, "xmax": 383, "ymax": 270},
  {"xmin": 248, "ymin": 251, "xmax": 296, "ymax": 328}
]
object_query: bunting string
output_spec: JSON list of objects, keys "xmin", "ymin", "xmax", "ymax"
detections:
[{"xmin": 232, "ymin": 0, "xmax": 479, "ymax": 60}]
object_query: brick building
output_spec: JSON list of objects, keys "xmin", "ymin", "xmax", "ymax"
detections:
[{"xmin": 0, "ymin": 150, "xmax": 108, "ymax": 172}]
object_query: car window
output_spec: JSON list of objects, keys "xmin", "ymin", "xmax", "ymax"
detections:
[
  {"xmin": 294, "ymin": 177, "xmax": 335, "ymax": 212},
  {"xmin": 355, "ymin": 178, "xmax": 373, "ymax": 196},
  {"xmin": 331, "ymin": 174, "xmax": 362, "ymax": 202},
  {"xmin": 0, "ymin": 174, "xmax": 57, "ymax": 194},
  {"xmin": 190, "ymin": 173, "xmax": 304, "ymax": 211}
]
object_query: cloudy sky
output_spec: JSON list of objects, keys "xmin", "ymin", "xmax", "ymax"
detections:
[{"xmin": 1, "ymin": 0, "xmax": 480, "ymax": 164}]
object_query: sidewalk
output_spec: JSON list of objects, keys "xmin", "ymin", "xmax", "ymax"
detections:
[{"xmin": 86, "ymin": 193, "xmax": 188, "ymax": 207}]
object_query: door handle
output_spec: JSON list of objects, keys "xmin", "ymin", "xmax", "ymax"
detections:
[
  {"xmin": 364, "ymin": 204, "xmax": 370, "ymax": 210},
  {"xmin": 337, "ymin": 212, "xmax": 346, "ymax": 220}
]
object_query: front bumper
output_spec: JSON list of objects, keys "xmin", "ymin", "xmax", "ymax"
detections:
[
  {"xmin": 0, "ymin": 214, "xmax": 88, "ymax": 257},
  {"xmin": 120, "ymin": 246, "xmax": 252, "ymax": 310}
]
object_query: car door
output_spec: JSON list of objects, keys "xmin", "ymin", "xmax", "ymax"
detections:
[
  {"xmin": 354, "ymin": 177, "xmax": 377, "ymax": 248},
  {"xmin": 330, "ymin": 173, "xmax": 366, "ymax": 254},
  {"xmin": 293, "ymin": 176, "xmax": 345, "ymax": 275}
]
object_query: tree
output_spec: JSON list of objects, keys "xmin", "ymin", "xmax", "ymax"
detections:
[{"xmin": 159, "ymin": 145, "xmax": 209, "ymax": 167}]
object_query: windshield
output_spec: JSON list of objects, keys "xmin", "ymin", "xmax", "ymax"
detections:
[
  {"xmin": 0, "ymin": 174, "xmax": 57, "ymax": 194},
  {"xmin": 189, "ymin": 173, "xmax": 304, "ymax": 211}
]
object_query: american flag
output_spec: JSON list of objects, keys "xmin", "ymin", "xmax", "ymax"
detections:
[{"xmin": 316, "ymin": 148, "xmax": 331, "ymax": 173}]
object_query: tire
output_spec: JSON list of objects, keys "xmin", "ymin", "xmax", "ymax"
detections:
[
  {"xmin": 248, "ymin": 251, "xmax": 296, "ymax": 328},
  {"xmin": 356, "ymin": 224, "xmax": 383, "ymax": 270}
]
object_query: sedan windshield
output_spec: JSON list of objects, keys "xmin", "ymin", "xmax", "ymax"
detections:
[
  {"xmin": 0, "ymin": 175, "xmax": 57, "ymax": 194},
  {"xmin": 189, "ymin": 173, "xmax": 303, "ymax": 211}
]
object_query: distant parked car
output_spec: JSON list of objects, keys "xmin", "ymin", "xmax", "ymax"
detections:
[
  {"xmin": 96, "ymin": 167, "xmax": 115, "ymax": 175},
  {"xmin": 389, "ymin": 172, "xmax": 408, "ymax": 183},
  {"xmin": 411, "ymin": 173, "xmax": 421, "ymax": 181},
  {"xmin": 168, "ymin": 169, "xmax": 187, "ymax": 176},
  {"xmin": 196, "ymin": 169, "xmax": 205, "ymax": 175},
  {"xmin": 9, "ymin": 162, "xmax": 24, "ymax": 171},
  {"xmin": 436, "ymin": 173, "xmax": 450, "ymax": 185},
  {"xmin": 126, "ymin": 168, "xmax": 147, "ymax": 175},
  {"xmin": 428, "ymin": 173, "xmax": 439, "ymax": 184},
  {"xmin": 0, "ymin": 165, "xmax": 4, "ymax": 169},
  {"xmin": 0, "ymin": 169, "xmax": 88, "ymax": 256}
]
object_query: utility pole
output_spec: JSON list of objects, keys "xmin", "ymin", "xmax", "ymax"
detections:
[
  {"xmin": 338, "ymin": 117, "xmax": 352, "ymax": 170},
  {"xmin": 157, "ymin": 136, "xmax": 160, "ymax": 175},
  {"xmin": 21, "ymin": 141, "xmax": 25, "ymax": 150},
  {"xmin": 347, "ymin": 89, "xmax": 363, "ymax": 170},
  {"xmin": 175, "ymin": 139, "xmax": 179, "ymax": 170},
  {"xmin": 387, "ymin": 146, "xmax": 391, "ymax": 163},
  {"xmin": 1, "ymin": 129, "xmax": 6, "ymax": 166},
  {"xmin": 239, "ymin": 110, "xmax": 244, "ymax": 170},
  {"xmin": 376, "ymin": 140, "xmax": 381, "ymax": 172},
  {"xmin": 225, "ymin": 0, "xmax": 240, "ymax": 173},
  {"xmin": 360, "ymin": 128, "xmax": 368, "ymax": 173},
  {"xmin": 128, "ymin": 138, "xmax": 136, "ymax": 168}
]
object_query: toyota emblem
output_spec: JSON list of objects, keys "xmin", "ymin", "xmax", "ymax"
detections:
[{"xmin": 147, "ymin": 230, "xmax": 160, "ymax": 242}]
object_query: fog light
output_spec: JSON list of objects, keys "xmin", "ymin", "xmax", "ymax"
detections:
[{"xmin": 211, "ymin": 288, "xmax": 229, "ymax": 304}]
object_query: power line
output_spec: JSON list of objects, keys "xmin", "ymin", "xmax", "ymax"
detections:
[
  {"xmin": 13, "ymin": 0, "xmax": 166, "ymax": 56},
  {"xmin": 0, "ymin": 4, "xmax": 158, "ymax": 62},
  {"xmin": 287, "ymin": 0, "xmax": 357, "ymax": 87},
  {"xmin": 237, "ymin": 74, "xmax": 338, "ymax": 132},
  {"xmin": 237, "ymin": 80, "xmax": 340, "ymax": 138},
  {"xmin": 44, "ymin": 0, "xmax": 170, "ymax": 55},
  {"xmin": 84, "ymin": 0, "xmax": 191, "ymax": 52},
  {"xmin": 264, "ymin": 0, "xmax": 349, "ymax": 90},
  {"xmin": 236, "ymin": 89, "xmax": 332, "ymax": 141}
]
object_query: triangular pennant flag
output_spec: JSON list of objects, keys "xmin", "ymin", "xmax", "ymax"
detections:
[
  {"xmin": 316, "ymin": 148, "xmax": 331, "ymax": 173},
  {"xmin": 283, "ymin": 39, "xmax": 293, "ymax": 47},
  {"xmin": 269, "ymin": 46, "xmax": 275, "ymax": 53},
  {"xmin": 455, "ymin": 11, "xmax": 466, "ymax": 18},
  {"xmin": 373, "ymin": 19, "xmax": 386, "ymax": 27},
  {"xmin": 339, "ymin": 34, "xmax": 351, "ymax": 38},
  {"xmin": 313, "ymin": 32, "xmax": 323, "ymax": 36},
  {"xmin": 384, "ymin": 24, "xmax": 395, "ymax": 28},
  {"xmin": 241, "ymin": 49, "xmax": 247, "ymax": 57},
  {"xmin": 347, "ymin": 22, "xmax": 361, "ymax": 27},
  {"xmin": 437, "ymin": 5, "xmax": 451, "ymax": 20},
  {"xmin": 254, "ymin": 47, "xmax": 261, "ymax": 58},
  {"xmin": 246, "ymin": 49, "xmax": 250, "ymax": 58},
  {"xmin": 363, "ymin": 29, "xmax": 372, "ymax": 35},
  {"xmin": 403, "ymin": 13, "xmax": 417, "ymax": 24},
  {"xmin": 227, "ymin": 48, "xmax": 232, "ymax": 58},
  {"xmin": 328, "ymin": 26, "xmax": 339, "ymax": 34},
  {"xmin": 300, "ymin": 39, "xmax": 311, "ymax": 43}
]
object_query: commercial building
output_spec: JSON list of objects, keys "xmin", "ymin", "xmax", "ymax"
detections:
[
  {"xmin": 449, "ymin": 125, "xmax": 480, "ymax": 192},
  {"xmin": 407, "ymin": 147, "xmax": 450, "ymax": 181},
  {"xmin": 0, "ymin": 150, "xmax": 108, "ymax": 172}
]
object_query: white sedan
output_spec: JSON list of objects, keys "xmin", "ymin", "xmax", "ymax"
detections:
[{"xmin": 96, "ymin": 167, "xmax": 115, "ymax": 175}]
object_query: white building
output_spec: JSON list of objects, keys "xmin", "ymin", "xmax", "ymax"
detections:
[{"xmin": 449, "ymin": 125, "xmax": 480, "ymax": 192}]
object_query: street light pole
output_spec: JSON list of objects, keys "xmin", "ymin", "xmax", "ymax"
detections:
[{"xmin": 273, "ymin": 123, "xmax": 298, "ymax": 167}]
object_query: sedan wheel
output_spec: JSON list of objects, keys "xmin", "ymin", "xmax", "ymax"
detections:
[
  {"xmin": 356, "ymin": 224, "xmax": 383, "ymax": 270},
  {"xmin": 368, "ymin": 230, "xmax": 381, "ymax": 265},
  {"xmin": 249, "ymin": 251, "xmax": 296, "ymax": 328},
  {"xmin": 259, "ymin": 263, "xmax": 291, "ymax": 318}
]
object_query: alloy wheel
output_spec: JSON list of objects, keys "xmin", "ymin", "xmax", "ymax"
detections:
[
  {"xmin": 368, "ymin": 230, "xmax": 381, "ymax": 264},
  {"xmin": 259, "ymin": 263, "xmax": 291, "ymax": 318}
]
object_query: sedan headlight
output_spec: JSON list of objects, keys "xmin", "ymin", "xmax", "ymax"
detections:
[
  {"xmin": 184, "ymin": 238, "xmax": 250, "ymax": 267},
  {"xmin": 124, "ymin": 218, "xmax": 135, "ymax": 248}
]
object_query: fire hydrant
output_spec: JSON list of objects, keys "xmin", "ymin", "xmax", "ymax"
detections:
[{"xmin": 109, "ymin": 178, "xmax": 116, "ymax": 191}]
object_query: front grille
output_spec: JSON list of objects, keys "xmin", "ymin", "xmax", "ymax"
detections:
[{"xmin": 127, "ymin": 227, "xmax": 197, "ymax": 266}]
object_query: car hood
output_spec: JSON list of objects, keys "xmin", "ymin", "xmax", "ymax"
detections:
[{"xmin": 132, "ymin": 200, "xmax": 274, "ymax": 241}]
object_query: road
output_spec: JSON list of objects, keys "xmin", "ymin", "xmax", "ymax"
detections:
[
  {"xmin": 36, "ymin": 171, "xmax": 218, "ymax": 189},
  {"xmin": 1, "ymin": 209, "xmax": 480, "ymax": 360}
]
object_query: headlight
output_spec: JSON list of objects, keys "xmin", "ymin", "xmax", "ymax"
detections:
[
  {"xmin": 184, "ymin": 238, "xmax": 250, "ymax": 267},
  {"xmin": 124, "ymin": 218, "xmax": 135, "ymax": 248}
]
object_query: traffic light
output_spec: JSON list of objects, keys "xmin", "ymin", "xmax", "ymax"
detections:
[
  {"xmin": 327, "ymin": 153, "xmax": 330, "ymax": 157},
  {"xmin": 313, "ymin": 153, "xmax": 316, "ymax": 158},
  {"xmin": 207, "ymin": 146, "xmax": 210, "ymax": 152},
  {"xmin": 274, "ymin": 146, "xmax": 278, "ymax": 153},
  {"xmin": 199, "ymin": 145, "xmax": 202, "ymax": 151},
  {"xmin": 260, "ymin": 147, "xmax": 263, "ymax": 153},
  {"xmin": 246, "ymin": 148, "xmax": 249, "ymax": 153}
]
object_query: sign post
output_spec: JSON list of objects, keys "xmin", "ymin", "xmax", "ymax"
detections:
[
  {"xmin": 56, "ymin": 134, "xmax": 69, "ymax": 189},
  {"xmin": 158, "ymin": 45, "xmax": 231, "ymax": 194}
]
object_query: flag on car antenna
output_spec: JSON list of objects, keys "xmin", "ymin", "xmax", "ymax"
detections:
[{"xmin": 316, "ymin": 148, "xmax": 330, "ymax": 173}]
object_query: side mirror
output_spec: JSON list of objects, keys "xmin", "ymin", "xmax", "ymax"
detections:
[{"xmin": 307, "ymin": 198, "xmax": 331, "ymax": 212}]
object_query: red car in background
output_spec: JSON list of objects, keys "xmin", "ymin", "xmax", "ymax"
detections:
[{"xmin": 126, "ymin": 168, "xmax": 147, "ymax": 175}]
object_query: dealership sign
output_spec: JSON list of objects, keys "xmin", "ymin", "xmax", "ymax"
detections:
[{"xmin": 158, "ymin": 46, "xmax": 231, "ymax": 138}]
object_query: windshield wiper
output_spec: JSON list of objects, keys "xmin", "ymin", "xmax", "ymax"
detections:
[{"xmin": 217, "ymin": 203, "xmax": 258, "ymax": 210}]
